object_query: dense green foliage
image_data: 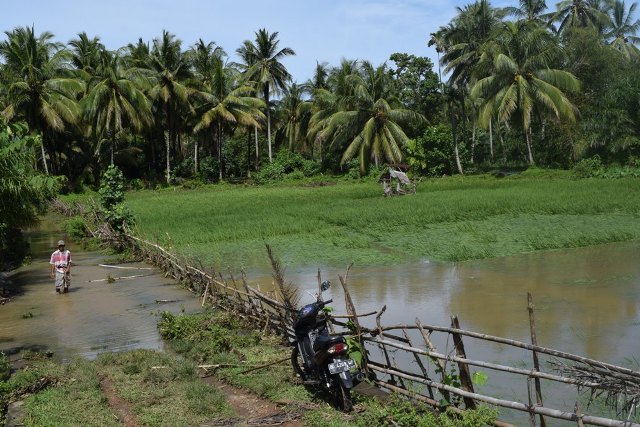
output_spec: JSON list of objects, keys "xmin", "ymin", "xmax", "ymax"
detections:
[
  {"xmin": 122, "ymin": 175, "xmax": 640, "ymax": 268},
  {"xmin": 0, "ymin": 121, "xmax": 59, "ymax": 267},
  {"xmin": 1, "ymin": 0, "xmax": 638, "ymax": 189}
]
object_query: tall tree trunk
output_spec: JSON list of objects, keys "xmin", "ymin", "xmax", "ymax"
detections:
[
  {"xmin": 166, "ymin": 103, "xmax": 172, "ymax": 184},
  {"xmin": 470, "ymin": 121, "xmax": 476, "ymax": 164},
  {"xmin": 40, "ymin": 139, "xmax": 49, "ymax": 175},
  {"xmin": 267, "ymin": 108, "xmax": 272, "ymax": 163},
  {"xmin": 194, "ymin": 137, "xmax": 199, "ymax": 175},
  {"xmin": 489, "ymin": 119, "xmax": 494, "ymax": 160},
  {"xmin": 254, "ymin": 126, "xmax": 259, "ymax": 171},
  {"xmin": 165, "ymin": 131, "xmax": 171, "ymax": 184},
  {"xmin": 110, "ymin": 129, "xmax": 115, "ymax": 166},
  {"xmin": 454, "ymin": 141, "xmax": 464, "ymax": 175},
  {"xmin": 525, "ymin": 128, "xmax": 534, "ymax": 165},
  {"xmin": 450, "ymin": 111, "xmax": 464, "ymax": 175},
  {"xmin": 247, "ymin": 131, "xmax": 252, "ymax": 178},
  {"xmin": 218, "ymin": 124, "xmax": 223, "ymax": 181}
]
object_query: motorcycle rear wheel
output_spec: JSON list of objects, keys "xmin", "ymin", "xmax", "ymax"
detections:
[
  {"xmin": 290, "ymin": 346, "xmax": 306, "ymax": 380},
  {"xmin": 333, "ymin": 381, "xmax": 352, "ymax": 412}
]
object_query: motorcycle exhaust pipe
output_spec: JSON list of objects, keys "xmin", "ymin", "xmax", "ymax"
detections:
[{"xmin": 353, "ymin": 371, "xmax": 366, "ymax": 383}]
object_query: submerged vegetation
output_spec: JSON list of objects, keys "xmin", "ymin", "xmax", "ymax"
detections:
[{"xmin": 124, "ymin": 173, "xmax": 640, "ymax": 268}]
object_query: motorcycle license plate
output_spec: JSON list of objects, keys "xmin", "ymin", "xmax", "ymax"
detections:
[{"xmin": 328, "ymin": 359, "xmax": 356, "ymax": 375}]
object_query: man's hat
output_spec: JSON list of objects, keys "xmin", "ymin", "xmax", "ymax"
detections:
[{"xmin": 57, "ymin": 240, "xmax": 65, "ymax": 246}]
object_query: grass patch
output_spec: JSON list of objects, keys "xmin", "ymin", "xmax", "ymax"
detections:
[
  {"xmin": 158, "ymin": 309, "xmax": 310, "ymax": 402},
  {"xmin": 117, "ymin": 175, "xmax": 640, "ymax": 268},
  {"xmin": 95, "ymin": 349, "xmax": 232, "ymax": 426},
  {"xmin": 1, "ymin": 349, "xmax": 232, "ymax": 427},
  {"xmin": 22, "ymin": 358, "xmax": 118, "ymax": 427}
]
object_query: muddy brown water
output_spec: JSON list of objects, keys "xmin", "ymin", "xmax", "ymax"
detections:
[{"xmin": 0, "ymin": 219, "xmax": 202, "ymax": 362}]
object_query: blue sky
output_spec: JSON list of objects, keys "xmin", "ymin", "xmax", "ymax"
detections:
[{"xmin": 1, "ymin": 0, "xmax": 513, "ymax": 82}]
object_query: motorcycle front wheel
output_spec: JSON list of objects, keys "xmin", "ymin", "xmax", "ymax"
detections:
[{"xmin": 332, "ymin": 380, "xmax": 352, "ymax": 412}]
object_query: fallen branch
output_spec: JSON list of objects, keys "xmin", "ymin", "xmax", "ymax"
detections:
[
  {"xmin": 86, "ymin": 274, "xmax": 149, "ymax": 283},
  {"xmin": 99, "ymin": 264, "xmax": 153, "ymax": 270},
  {"xmin": 238, "ymin": 356, "xmax": 291, "ymax": 375}
]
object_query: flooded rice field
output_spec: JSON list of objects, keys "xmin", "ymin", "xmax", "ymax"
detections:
[
  {"xmin": 2, "ymin": 217, "xmax": 639, "ymax": 424},
  {"xmin": 247, "ymin": 241, "xmax": 640, "ymax": 424},
  {"xmin": 258, "ymin": 241, "xmax": 640, "ymax": 367}
]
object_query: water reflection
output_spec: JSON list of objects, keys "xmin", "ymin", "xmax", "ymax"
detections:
[{"xmin": 247, "ymin": 241, "xmax": 640, "ymax": 367}]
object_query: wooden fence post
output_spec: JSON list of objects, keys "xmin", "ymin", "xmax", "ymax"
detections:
[
  {"xmin": 528, "ymin": 292, "xmax": 547, "ymax": 427},
  {"xmin": 451, "ymin": 315, "xmax": 477, "ymax": 409}
]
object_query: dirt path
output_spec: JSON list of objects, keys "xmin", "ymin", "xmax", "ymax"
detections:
[
  {"xmin": 203, "ymin": 377, "xmax": 305, "ymax": 426},
  {"xmin": 100, "ymin": 376, "xmax": 139, "ymax": 427},
  {"xmin": 97, "ymin": 373, "xmax": 305, "ymax": 427}
]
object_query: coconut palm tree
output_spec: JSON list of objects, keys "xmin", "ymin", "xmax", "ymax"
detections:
[
  {"xmin": 148, "ymin": 30, "xmax": 195, "ymax": 183},
  {"xmin": 278, "ymin": 83, "xmax": 313, "ymax": 153},
  {"xmin": 552, "ymin": 0, "xmax": 611, "ymax": 34},
  {"xmin": 193, "ymin": 54, "xmax": 264, "ymax": 180},
  {"xmin": 471, "ymin": 21, "xmax": 580, "ymax": 164},
  {"xmin": 69, "ymin": 32, "xmax": 104, "ymax": 83},
  {"xmin": 307, "ymin": 59, "xmax": 359, "ymax": 161},
  {"xmin": 438, "ymin": 0, "xmax": 505, "ymax": 87},
  {"xmin": 0, "ymin": 26, "xmax": 84, "ymax": 174},
  {"xmin": 237, "ymin": 28, "xmax": 295, "ymax": 163},
  {"xmin": 319, "ymin": 62, "xmax": 425, "ymax": 175},
  {"xmin": 235, "ymin": 40, "xmax": 262, "ymax": 169},
  {"xmin": 503, "ymin": 0, "xmax": 550, "ymax": 22},
  {"xmin": 123, "ymin": 38, "xmax": 151, "ymax": 69},
  {"xmin": 82, "ymin": 50, "xmax": 152, "ymax": 166},
  {"xmin": 604, "ymin": 0, "xmax": 640, "ymax": 59}
]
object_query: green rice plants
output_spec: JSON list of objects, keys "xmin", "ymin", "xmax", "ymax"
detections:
[{"xmin": 124, "ymin": 175, "xmax": 640, "ymax": 268}]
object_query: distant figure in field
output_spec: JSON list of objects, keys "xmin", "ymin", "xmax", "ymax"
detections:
[{"xmin": 50, "ymin": 240, "xmax": 71, "ymax": 293}]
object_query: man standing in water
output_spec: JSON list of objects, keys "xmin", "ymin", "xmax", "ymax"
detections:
[{"xmin": 50, "ymin": 240, "xmax": 71, "ymax": 293}]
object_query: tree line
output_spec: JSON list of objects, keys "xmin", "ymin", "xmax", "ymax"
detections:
[{"xmin": 1, "ymin": 0, "xmax": 640, "ymax": 192}]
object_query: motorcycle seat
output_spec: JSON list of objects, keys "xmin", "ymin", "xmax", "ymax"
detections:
[{"xmin": 313, "ymin": 335, "xmax": 346, "ymax": 352}]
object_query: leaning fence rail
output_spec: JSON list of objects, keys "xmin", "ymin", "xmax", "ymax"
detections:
[{"xmin": 52, "ymin": 199, "xmax": 640, "ymax": 427}]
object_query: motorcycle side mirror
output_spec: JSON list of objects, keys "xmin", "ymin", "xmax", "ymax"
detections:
[{"xmin": 320, "ymin": 280, "xmax": 331, "ymax": 292}]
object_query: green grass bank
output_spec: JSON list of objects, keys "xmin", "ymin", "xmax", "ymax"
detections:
[
  {"xmin": 123, "ymin": 173, "xmax": 640, "ymax": 268},
  {"xmin": 1, "ymin": 311, "xmax": 498, "ymax": 427},
  {"xmin": 122, "ymin": 172, "xmax": 640, "ymax": 269}
]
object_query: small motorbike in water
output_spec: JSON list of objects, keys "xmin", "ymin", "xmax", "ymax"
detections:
[{"xmin": 290, "ymin": 281, "xmax": 364, "ymax": 412}]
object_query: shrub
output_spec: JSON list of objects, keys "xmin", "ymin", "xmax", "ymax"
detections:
[
  {"xmin": 63, "ymin": 217, "xmax": 88, "ymax": 241},
  {"xmin": 254, "ymin": 149, "xmax": 320, "ymax": 183},
  {"xmin": 128, "ymin": 178, "xmax": 145, "ymax": 191},
  {"xmin": 573, "ymin": 155, "xmax": 603, "ymax": 178},
  {"xmin": 199, "ymin": 156, "xmax": 219, "ymax": 183},
  {"xmin": 174, "ymin": 157, "xmax": 195, "ymax": 179},
  {"xmin": 98, "ymin": 165, "xmax": 134, "ymax": 232}
]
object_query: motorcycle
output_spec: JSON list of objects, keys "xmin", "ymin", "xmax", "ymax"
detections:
[{"xmin": 290, "ymin": 281, "xmax": 364, "ymax": 412}]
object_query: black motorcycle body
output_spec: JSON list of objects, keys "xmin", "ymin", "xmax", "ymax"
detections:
[{"xmin": 291, "ymin": 298, "xmax": 359, "ymax": 412}]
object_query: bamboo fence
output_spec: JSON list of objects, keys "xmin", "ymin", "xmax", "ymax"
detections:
[{"xmin": 54, "ymin": 200, "xmax": 640, "ymax": 427}]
